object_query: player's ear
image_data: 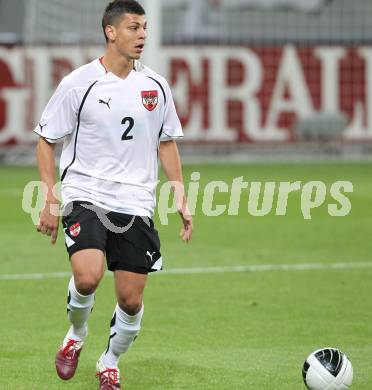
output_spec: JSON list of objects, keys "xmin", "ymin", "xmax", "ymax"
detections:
[{"xmin": 105, "ymin": 25, "xmax": 116, "ymax": 42}]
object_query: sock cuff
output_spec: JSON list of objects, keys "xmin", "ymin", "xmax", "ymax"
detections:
[
  {"xmin": 116, "ymin": 303, "xmax": 144, "ymax": 326},
  {"xmin": 68, "ymin": 276, "xmax": 95, "ymax": 305}
]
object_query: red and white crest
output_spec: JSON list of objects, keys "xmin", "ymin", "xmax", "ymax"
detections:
[
  {"xmin": 141, "ymin": 90, "xmax": 158, "ymax": 111},
  {"xmin": 69, "ymin": 223, "xmax": 81, "ymax": 237}
]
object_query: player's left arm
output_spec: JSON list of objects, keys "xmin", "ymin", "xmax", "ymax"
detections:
[{"xmin": 159, "ymin": 140, "xmax": 193, "ymax": 242}]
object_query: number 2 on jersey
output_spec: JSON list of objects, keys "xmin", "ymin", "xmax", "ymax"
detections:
[{"xmin": 121, "ymin": 117, "xmax": 134, "ymax": 141}]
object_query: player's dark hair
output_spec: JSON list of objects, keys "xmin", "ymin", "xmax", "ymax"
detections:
[{"xmin": 102, "ymin": 0, "xmax": 145, "ymax": 43}]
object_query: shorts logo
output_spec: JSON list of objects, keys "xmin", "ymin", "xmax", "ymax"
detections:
[
  {"xmin": 141, "ymin": 90, "xmax": 158, "ymax": 111},
  {"xmin": 69, "ymin": 223, "xmax": 81, "ymax": 237},
  {"xmin": 146, "ymin": 251, "xmax": 156, "ymax": 262}
]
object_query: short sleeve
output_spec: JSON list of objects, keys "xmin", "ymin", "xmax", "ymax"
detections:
[
  {"xmin": 160, "ymin": 82, "xmax": 184, "ymax": 142},
  {"xmin": 34, "ymin": 77, "xmax": 79, "ymax": 143}
]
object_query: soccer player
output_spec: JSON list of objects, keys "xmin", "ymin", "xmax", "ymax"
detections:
[{"xmin": 34, "ymin": 1, "xmax": 193, "ymax": 388}]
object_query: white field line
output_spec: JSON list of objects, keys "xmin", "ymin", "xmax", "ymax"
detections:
[{"xmin": 1, "ymin": 261, "xmax": 372, "ymax": 281}]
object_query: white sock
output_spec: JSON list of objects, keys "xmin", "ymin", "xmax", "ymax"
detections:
[
  {"xmin": 67, "ymin": 276, "xmax": 95, "ymax": 341},
  {"xmin": 102, "ymin": 304, "xmax": 144, "ymax": 368}
]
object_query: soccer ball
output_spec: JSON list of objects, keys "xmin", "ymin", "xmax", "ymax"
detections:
[{"xmin": 302, "ymin": 348, "xmax": 353, "ymax": 389}]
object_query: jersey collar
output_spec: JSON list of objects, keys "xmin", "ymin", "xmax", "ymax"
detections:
[{"xmin": 96, "ymin": 56, "xmax": 138, "ymax": 77}]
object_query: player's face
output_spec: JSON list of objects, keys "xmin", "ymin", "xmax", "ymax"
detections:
[{"xmin": 111, "ymin": 13, "xmax": 147, "ymax": 60}]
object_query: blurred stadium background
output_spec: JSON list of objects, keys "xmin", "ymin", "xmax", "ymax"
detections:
[{"xmin": 1, "ymin": 0, "xmax": 372, "ymax": 163}]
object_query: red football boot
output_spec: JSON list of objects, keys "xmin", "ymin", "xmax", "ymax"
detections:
[
  {"xmin": 55, "ymin": 335, "xmax": 84, "ymax": 380},
  {"xmin": 96, "ymin": 356, "xmax": 121, "ymax": 389}
]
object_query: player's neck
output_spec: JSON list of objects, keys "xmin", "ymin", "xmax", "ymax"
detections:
[{"xmin": 101, "ymin": 51, "xmax": 134, "ymax": 79}]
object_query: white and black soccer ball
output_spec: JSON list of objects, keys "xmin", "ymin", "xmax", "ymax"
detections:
[{"xmin": 302, "ymin": 348, "xmax": 353, "ymax": 390}]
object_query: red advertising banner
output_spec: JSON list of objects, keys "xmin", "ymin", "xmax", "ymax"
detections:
[{"xmin": 0, "ymin": 45, "xmax": 371, "ymax": 145}]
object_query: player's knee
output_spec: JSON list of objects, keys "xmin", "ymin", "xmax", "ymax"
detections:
[
  {"xmin": 117, "ymin": 296, "xmax": 142, "ymax": 316},
  {"xmin": 75, "ymin": 275, "xmax": 101, "ymax": 295}
]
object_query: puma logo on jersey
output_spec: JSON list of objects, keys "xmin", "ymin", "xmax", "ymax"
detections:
[
  {"xmin": 99, "ymin": 98, "xmax": 111, "ymax": 109},
  {"xmin": 39, "ymin": 122, "xmax": 46, "ymax": 132}
]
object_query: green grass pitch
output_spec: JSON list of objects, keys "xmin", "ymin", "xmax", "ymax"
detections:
[{"xmin": 0, "ymin": 162, "xmax": 371, "ymax": 389}]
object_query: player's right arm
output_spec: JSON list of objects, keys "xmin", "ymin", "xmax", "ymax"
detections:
[
  {"xmin": 36, "ymin": 137, "xmax": 59, "ymax": 244},
  {"xmin": 33, "ymin": 75, "xmax": 79, "ymax": 244}
]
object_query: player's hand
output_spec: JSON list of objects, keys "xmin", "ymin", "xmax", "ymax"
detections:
[
  {"xmin": 178, "ymin": 204, "xmax": 193, "ymax": 243},
  {"xmin": 37, "ymin": 201, "xmax": 60, "ymax": 245}
]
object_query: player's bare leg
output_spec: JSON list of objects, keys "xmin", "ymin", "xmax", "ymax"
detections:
[
  {"xmin": 96, "ymin": 271, "xmax": 147, "ymax": 389},
  {"xmin": 56, "ymin": 249, "xmax": 105, "ymax": 380}
]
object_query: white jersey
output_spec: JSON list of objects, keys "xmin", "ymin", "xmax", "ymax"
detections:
[{"xmin": 34, "ymin": 58, "xmax": 183, "ymax": 217}]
